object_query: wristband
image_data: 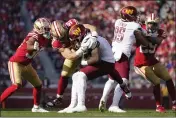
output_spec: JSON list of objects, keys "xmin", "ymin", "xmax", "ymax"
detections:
[
  {"xmin": 91, "ymin": 31, "xmax": 98, "ymax": 37},
  {"xmin": 81, "ymin": 60, "xmax": 88, "ymax": 66},
  {"xmin": 75, "ymin": 48, "xmax": 84, "ymax": 57},
  {"xmin": 34, "ymin": 42, "xmax": 40, "ymax": 51}
]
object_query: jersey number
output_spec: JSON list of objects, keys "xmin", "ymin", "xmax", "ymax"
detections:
[
  {"xmin": 113, "ymin": 26, "xmax": 126, "ymax": 42},
  {"xmin": 140, "ymin": 43, "xmax": 157, "ymax": 53}
]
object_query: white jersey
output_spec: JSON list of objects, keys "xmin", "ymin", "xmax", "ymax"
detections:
[
  {"xmin": 112, "ymin": 19, "xmax": 141, "ymax": 58},
  {"xmin": 97, "ymin": 36, "xmax": 115, "ymax": 63}
]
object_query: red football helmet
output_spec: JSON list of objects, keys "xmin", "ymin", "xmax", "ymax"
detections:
[
  {"xmin": 69, "ymin": 24, "xmax": 87, "ymax": 42},
  {"xmin": 120, "ymin": 6, "xmax": 138, "ymax": 22},
  {"xmin": 64, "ymin": 19, "xmax": 79, "ymax": 29}
]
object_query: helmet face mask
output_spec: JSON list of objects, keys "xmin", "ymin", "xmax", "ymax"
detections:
[
  {"xmin": 43, "ymin": 32, "xmax": 51, "ymax": 39},
  {"xmin": 146, "ymin": 22, "xmax": 158, "ymax": 33}
]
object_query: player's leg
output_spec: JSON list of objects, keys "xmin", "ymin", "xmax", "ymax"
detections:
[
  {"xmin": 99, "ymin": 79, "xmax": 117, "ymax": 112},
  {"xmin": 134, "ymin": 66, "xmax": 165, "ymax": 113},
  {"xmin": 153, "ymin": 63, "xmax": 176, "ymax": 110},
  {"xmin": 69, "ymin": 62, "xmax": 109, "ymax": 113},
  {"xmin": 58, "ymin": 59, "xmax": 81, "ymax": 96},
  {"xmin": 68, "ymin": 71, "xmax": 88, "ymax": 113},
  {"xmin": 109, "ymin": 68, "xmax": 131, "ymax": 100},
  {"xmin": 0, "ymin": 61, "xmax": 23, "ymax": 103},
  {"xmin": 58, "ymin": 72, "xmax": 79, "ymax": 113},
  {"xmin": 47, "ymin": 59, "xmax": 80, "ymax": 107},
  {"xmin": 109, "ymin": 83, "xmax": 126, "ymax": 113},
  {"xmin": 24, "ymin": 64, "xmax": 48, "ymax": 112},
  {"xmin": 73, "ymin": 61, "xmax": 126, "ymax": 112},
  {"xmin": 109, "ymin": 56, "xmax": 130, "ymax": 113}
]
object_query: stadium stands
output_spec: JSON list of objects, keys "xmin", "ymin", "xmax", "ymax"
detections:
[{"xmin": 0, "ymin": 0, "xmax": 175, "ymax": 109}]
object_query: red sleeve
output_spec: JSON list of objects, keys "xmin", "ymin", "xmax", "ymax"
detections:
[
  {"xmin": 51, "ymin": 39, "xmax": 62, "ymax": 49},
  {"xmin": 141, "ymin": 24, "xmax": 146, "ymax": 30}
]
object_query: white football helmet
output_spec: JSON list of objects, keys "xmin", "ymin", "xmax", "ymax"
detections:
[{"xmin": 33, "ymin": 18, "xmax": 51, "ymax": 39}]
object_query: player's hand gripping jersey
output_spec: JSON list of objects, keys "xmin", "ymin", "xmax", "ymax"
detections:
[{"xmin": 10, "ymin": 31, "xmax": 49, "ymax": 65}]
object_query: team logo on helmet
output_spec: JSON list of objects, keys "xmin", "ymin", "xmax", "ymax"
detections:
[
  {"xmin": 72, "ymin": 27, "xmax": 81, "ymax": 36},
  {"xmin": 123, "ymin": 9, "xmax": 134, "ymax": 15},
  {"xmin": 120, "ymin": 6, "xmax": 138, "ymax": 21},
  {"xmin": 69, "ymin": 24, "xmax": 86, "ymax": 41}
]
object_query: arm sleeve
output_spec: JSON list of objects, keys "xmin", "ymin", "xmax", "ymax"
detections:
[{"xmin": 51, "ymin": 39, "xmax": 62, "ymax": 49}]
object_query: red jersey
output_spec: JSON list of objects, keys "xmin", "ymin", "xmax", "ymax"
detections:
[
  {"xmin": 134, "ymin": 28, "xmax": 165, "ymax": 67},
  {"xmin": 51, "ymin": 38, "xmax": 70, "ymax": 49},
  {"xmin": 10, "ymin": 31, "xmax": 49, "ymax": 65}
]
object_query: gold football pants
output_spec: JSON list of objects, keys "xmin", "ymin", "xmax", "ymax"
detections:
[
  {"xmin": 8, "ymin": 61, "xmax": 42, "ymax": 87},
  {"xmin": 134, "ymin": 62, "xmax": 172, "ymax": 85},
  {"xmin": 61, "ymin": 59, "xmax": 81, "ymax": 77}
]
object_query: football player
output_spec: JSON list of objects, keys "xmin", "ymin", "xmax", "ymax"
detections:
[
  {"xmin": 134, "ymin": 13, "xmax": 176, "ymax": 112},
  {"xmin": 0, "ymin": 18, "xmax": 51, "ymax": 112},
  {"xmin": 58, "ymin": 24, "xmax": 132, "ymax": 113},
  {"xmin": 99, "ymin": 6, "xmax": 160, "ymax": 113},
  {"xmin": 46, "ymin": 19, "xmax": 98, "ymax": 107}
]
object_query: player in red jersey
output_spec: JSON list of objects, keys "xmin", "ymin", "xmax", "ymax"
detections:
[
  {"xmin": 0, "ymin": 18, "xmax": 51, "ymax": 112},
  {"xmin": 134, "ymin": 13, "xmax": 176, "ymax": 112},
  {"xmin": 46, "ymin": 19, "xmax": 98, "ymax": 107}
]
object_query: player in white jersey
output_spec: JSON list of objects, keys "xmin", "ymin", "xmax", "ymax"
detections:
[
  {"xmin": 58, "ymin": 24, "xmax": 131, "ymax": 113},
  {"xmin": 99, "ymin": 6, "xmax": 156, "ymax": 113}
]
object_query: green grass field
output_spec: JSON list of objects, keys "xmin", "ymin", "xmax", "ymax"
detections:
[{"xmin": 1, "ymin": 109, "xmax": 176, "ymax": 117}]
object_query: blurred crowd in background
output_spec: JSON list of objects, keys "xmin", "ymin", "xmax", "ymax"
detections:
[{"xmin": 0, "ymin": 0, "xmax": 175, "ymax": 89}]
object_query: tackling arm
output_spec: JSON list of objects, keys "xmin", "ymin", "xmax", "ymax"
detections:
[
  {"xmin": 134, "ymin": 29, "xmax": 149, "ymax": 46},
  {"xmin": 146, "ymin": 30, "xmax": 166, "ymax": 45},
  {"xmin": 81, "ymin": 47, "xmax": 100, "ymax": 66},
  {"xmin": 26, "ymin": 37, "xmax": 39, "ymax": 51},
  {"xmin": 83, "ymin": 24, "xmax": 98, "ymax": 37},
  {"xmin": 59, "ymin": 48, "xmax": 83, "ymax": 60},
  {"xmin": 134, "ymin": 28, "xmax": 165, "ymax": 46},
  {"xmin": 147, "ymin": 36, "xmax": 163, "ymax": 45}
]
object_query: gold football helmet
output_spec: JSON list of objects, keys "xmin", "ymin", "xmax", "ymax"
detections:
[
  {"xmin": 33, "ymin": 18, "xmax": 51, "ymax": 39},
  {"xmin": 50, "ymin": 20, "xmax": 68, "ymax": 43}
]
